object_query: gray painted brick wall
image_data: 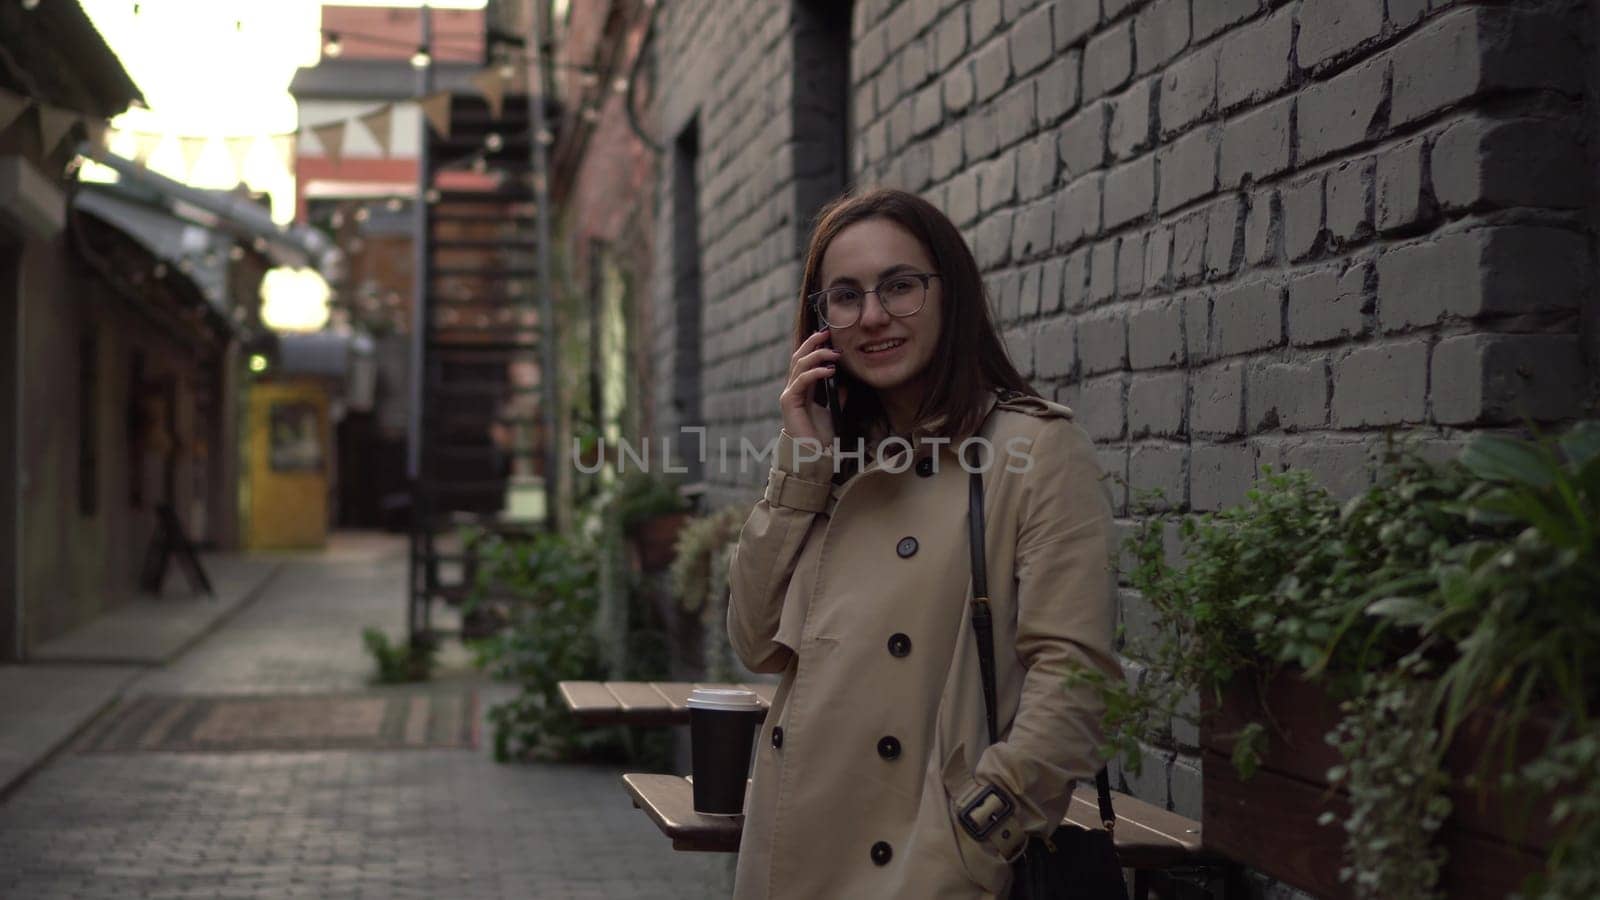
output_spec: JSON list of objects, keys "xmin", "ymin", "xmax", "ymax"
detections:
[{"xmin": 647, "ymin": 0, "xmax": 1600, "ymax": 841}]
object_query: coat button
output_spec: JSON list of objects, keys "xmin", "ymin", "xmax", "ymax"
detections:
[
  {"xmin": 887, "ymin": 633, "xmax": 911, "ymax": 657},
  {"xmin": 870, "ymin": 841, "xmax": 893, "ymax": 865},
  {"xmin": 877, "ymin": 736, "xmax": 901, "ymax": 760},
  {"xmin": 771, "ymin": 727, "xmax": 783, "ymax": 749},
  {"xmin": 896, "ymin": 536, "xmax": 918, "ymax": 558},
  {"xmin": 915, "ymin": 457, "xmax": 934, "ymax": 477}
]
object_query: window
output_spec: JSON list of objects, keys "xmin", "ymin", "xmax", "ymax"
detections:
[{"xmin": 671, "ymin": 120, "xmax": 705, "ymax": 483}]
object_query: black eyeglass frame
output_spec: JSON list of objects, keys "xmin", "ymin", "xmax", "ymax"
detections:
[{"xmin": 808, "ymin": 272, "xmax": 940, "ymax": 330}]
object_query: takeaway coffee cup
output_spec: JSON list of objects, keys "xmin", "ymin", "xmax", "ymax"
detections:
[{"xmin": 687, "ymin": 688, "xmax": 764, "ymax": 816}]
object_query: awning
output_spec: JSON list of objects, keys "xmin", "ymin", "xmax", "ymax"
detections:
[{"xmin": 74, "ymin": 185, "xmax": 232, "ymax": 313}]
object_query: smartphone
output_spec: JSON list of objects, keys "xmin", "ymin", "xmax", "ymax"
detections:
[{"xmin": 810, "ymin": 327, "xmax": 840, "ymax": 433}]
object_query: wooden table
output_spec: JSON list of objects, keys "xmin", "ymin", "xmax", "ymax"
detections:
[
  {"xmin": 621, "ymin": 772, "xmax": 1208, "ymax": 865},
  {"xmin": 558, "ymin": 681, "xmax": 776, "ymax": 728}
]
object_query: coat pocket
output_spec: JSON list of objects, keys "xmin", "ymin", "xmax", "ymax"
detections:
[{"xmin": 939, "ymin": 741, "xmax": 1014, "ymax": 895}]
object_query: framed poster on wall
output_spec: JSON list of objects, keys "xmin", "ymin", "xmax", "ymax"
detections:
[{"xmin": 268, "ymin": 402, "xmax": 322, "ymax": 472}]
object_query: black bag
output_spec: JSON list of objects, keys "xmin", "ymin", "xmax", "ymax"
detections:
[{"xmin": 966, "ymin": 465, "xmax": 1128, "ymax": 900}]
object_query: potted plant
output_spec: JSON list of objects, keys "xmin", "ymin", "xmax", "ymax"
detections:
[
  {"xmin": 1079, "ymin": 425, "xmax": 1599, "ymax": 899},
  {"xmin": 612, "ymin": 471, "xmax": 691, "ymax": 572}
]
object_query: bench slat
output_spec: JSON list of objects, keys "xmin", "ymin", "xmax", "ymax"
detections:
[
  {"xmin": 560, "ymin": 681, "xmax": 775, "ymax": 726},
  {"xmin": 602, "ymin": 682, "xmax": 683, "ymax": 728},
  {"xmin": 624, "ymin": 773, "xmax": 1212, "ymax": 867},
  {"xmin": 558, "ymin": 681, "xmax": 623, "ymax": 726}
]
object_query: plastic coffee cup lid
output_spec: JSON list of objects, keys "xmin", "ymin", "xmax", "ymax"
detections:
[{"xmin": 686, "ymin": 688, "xmax": 761, "ymax": 710}]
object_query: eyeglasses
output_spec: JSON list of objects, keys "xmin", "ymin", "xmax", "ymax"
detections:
[{"xmin": 809, "ymin": 272, "xmax": 939, "ymax": 330}]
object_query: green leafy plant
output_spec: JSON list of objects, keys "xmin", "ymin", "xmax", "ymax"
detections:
[
  {"xmin": 1090, "ymin": 424, "xmax": 1600, "ymax": 900},
  {"xmin": 668, "ymin": 505, "xmax": 746, "ymax": 617},
  {"xmin": 362, "ymin": 627, "xmax": 438, "ymax": 684},
  {"xmin": 612, "ymin": 470, "xmax": 689, "ymax": 534}
]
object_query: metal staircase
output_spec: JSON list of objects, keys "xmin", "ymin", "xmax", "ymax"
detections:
[{"xmin": 408, "ymin": 90, "xmax": 551, "ymax": 642}]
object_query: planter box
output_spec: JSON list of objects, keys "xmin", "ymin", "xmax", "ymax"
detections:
[
  {"xmin": 1200, "ymin": 673, "xmax": 1552, "ymax": 899},
  {"xmin": 628, "ymin": 512, "xmax": 690, "ymax": 573}
]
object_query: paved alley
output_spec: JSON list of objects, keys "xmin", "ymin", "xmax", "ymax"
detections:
[{"xmin": 0, "ymin": 534, "xmax": 734, "ymax": 900}]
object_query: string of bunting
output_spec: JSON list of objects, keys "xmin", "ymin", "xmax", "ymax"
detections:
[{"xmin": 0, "ymin": 62, "xmax": 538, "ymax": 182}]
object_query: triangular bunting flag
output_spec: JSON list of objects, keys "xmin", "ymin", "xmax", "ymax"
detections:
[
  {"xmin": 0, "ymin": 87, "xmax": 29, "ymax": 134},
  {"xmin": 224, "ymin": 136, "xmax": 255, "ymax": 180},
  {"xmin": 360, "ymin": 105, "xmax": 393, "ymax": 157},
  {"xmin": 178, "ymin": 135, "xmax": 207, "ymax": 178},
  {"xmin": 419, "ymin": 91, "xmax": 452, "ymax": 139},
  {"xmin": 470, "ymin": 68, "xmax": 506, "ymax": 120},
  {"xmin": 37, "ymin": 105, "xmax": 79, "ymax": 156},
  {"xmin": 313, "ymin": 121, "xmax": 345, "ymax": 166},
  {"xmin": 133, "ymin": 132, "xmax": 161, "ymax": 165},
  {"xmin": 274, "ymin": 134, "xmax": 296, "ymax": 173}
]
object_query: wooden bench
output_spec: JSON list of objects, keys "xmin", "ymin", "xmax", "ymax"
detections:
[
  {"xmin": 621, "ymin": 772, "xmax": 1235, "ymax": 897},
  {"xmin": 557, "ymin": 680, "xmax": 776, "ymax": 728}
]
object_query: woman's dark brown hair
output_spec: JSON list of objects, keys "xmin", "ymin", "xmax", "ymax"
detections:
[{"xmin": 794, "ymin": 187, "xmax": 1038, "ymax": 447}]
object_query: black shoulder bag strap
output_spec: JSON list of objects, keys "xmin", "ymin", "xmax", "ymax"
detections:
[{"xmin": 967, "ymin": 465, "xmax": 1117, "ymax": 832}]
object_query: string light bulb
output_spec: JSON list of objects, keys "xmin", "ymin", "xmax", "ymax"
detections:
[
  {"xmin": 485, "ymin": 132, "xmax": 503, "ymax": 151},
  {"xmin": 22, "ymin": 0, "xmax": 41, "ymax": 10},
  {"xmin": 324, "ymin": 32, "xmax": 343, "ymax": 58},
  {"xmin": 410, "ymin": 45, "xmax": 431, "ymax": 69}
]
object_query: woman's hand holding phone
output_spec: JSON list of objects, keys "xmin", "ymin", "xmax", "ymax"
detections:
[{"xmin": 781, "ymin": 328, "xmax": 840, "ymax": 446}]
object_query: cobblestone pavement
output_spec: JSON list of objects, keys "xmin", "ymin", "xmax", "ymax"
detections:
[{"xmin": 0, "ymin": 533, "xmax": 734, "ymax": 899}]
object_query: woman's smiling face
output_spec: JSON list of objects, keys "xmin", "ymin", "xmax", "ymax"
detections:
[{"xmin": 818, "ymin": 217, "xmax": 943, "ymax": 415}]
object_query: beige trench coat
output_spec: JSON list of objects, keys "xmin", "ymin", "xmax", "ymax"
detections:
[{"xmin": 727, "ymin": 390, "xmax": 1123, "ymax": 900}]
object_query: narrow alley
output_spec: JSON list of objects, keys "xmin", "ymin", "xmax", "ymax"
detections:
[{"xmin": 0, "ymin": 534, "xmax": 732, "ymax": 899}]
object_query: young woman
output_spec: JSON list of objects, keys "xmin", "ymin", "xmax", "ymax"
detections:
[{"xmin": 726, "ymin": 188, "xmax": 1123, "ymax": 899}]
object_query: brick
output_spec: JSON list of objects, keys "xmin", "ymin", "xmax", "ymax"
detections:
[
  {"xmin": 1058, "ymin": 101, "xmax": 1108, "ymax": 178},
  {"xmin": 943, "ymin": 63, "xmax": 977, "ymax": 113},
  {"xmin": 1017, "ymin": 132, "xmax": 1059, "ymax": 200},
  {"xmin": 1212, "ymin": 278, "xmax": 1282, "ymax": 357},
  {"xmin": 1129, "ymin": 370, "xmax": 1187, "ymax": 437},
  {"xmin": 971, "ymin": 0, "xmax": 1002, "ymax": 39},
  {"xmin": 901, "ymin": 37, "xmax": 935, "ymax": 90},
  {"xmin": 1392, "ymin": 8, "xmax": 1582, "ymax": 127},
  {"xmin": 1034, "ymin": 259, "xmax": 1061, "ymax": 316},
  {"xmin": 1289, "ymin": 262, "xmax": 1370, "ymax": 346},
  {"xmin": 1284, "ymin": 439, "xmax": 1375, "ymax": 499},
  {"xmin": 887, "ymin": 97, "xmax": 916, "ymax": 152},
  {"xmin": 1194, "ymin": 0, "xmax": 1259, "ymax": 41},
  {"xmin": 1182, "ymin": 292, "xmax": 1209, "ymax": 360},
  {"xmin": 1205, "ymin": 195, "xmax": 1243, "ymax": 279},
  {"xmin": 932, "ymin": 126, "xmax": 965, "ymax": 181},
  {"xmin": 1217, "ymin": 6, "xmax": 1293, "ymax": 109},
  {"xmin": 1159, "ymin": 47, "xmax": 1217, "ymax": 138},
  {"xmin": 978, "ymin": 154, "xmax": 1018, "ymax": 213},
  {"xmin": 1431, "ymin": 118, "xmax": 1588, "ymax": 213},
  {"xmin": 1377, "ymin": 227, "xmax": 1586, "ymax": 331},
  {"xmin": 1248, "ymin": 358, "xmax": 1330, "ymax": 432},
  {"xmin": 1037, "ymin": 51, "xmax": 1083, "ymax": 123},
  {"xmin": 1083, "ymin": 21, "xmax": 1134, "ymax": 101},
  {"xmin": 1172, "ymin": 211, "xmax": 1207, "ymax": 284},
  {"xmin": 974, "ymin": 33, "xmax": 1012, "ymax": 103},
  {"xmin": 1191, "ymin": 442, "xmax": 1255, "ymax": 511},
  {"xmin": 886, "ymin": 0, "xmax": 919, "ymax": 50},
  {"xmin": 1144, "ymin": 224, "xmax": 1172, "ymax": 291},
  {"xmin": 975, "ymin": 208, "xmax": 1015, "ymax": 268},
  {"xmin": 1332, "ymin": 340, "xmax": 1429, "ymax": 426},
  {"xmin": 996, "ymin": 79, "xmax": 1039, "ymax": 147},
  {"xmin": 1061, "ymin": 247, "xmax": 1091, "ymax": 310},
  {"xmin": 1089, "ymin": 239, "xmax": 1118, "ymax": 305},
  {"xmin": 1283, "ymin": 174, "xmax": 1325, "ymax": 262},
  {"xmin": 1009, "ymin": 4, "xmax": 1056, "ymax": 75},
  {"xmin": 1431, "ymin": 334, "xmax": 1587, "ymax": 425},
  {"xmin": 1171, "ymin": 754, "xmax": 1202, "ymax": 817},
  {"xmin": 1390, "ymin": 0, "xmax": 1428, "ymax": 27},
  {"xmin": 1004, "ymin": 326, "xmax": 1034, "ymax": 373},
  {"xmin": 1219, "ymin": 96, "xmax": 1291, "ymax": 188},
  {"xmin": 1020, "ymin": 262, "xmax": 1045, "ymax": 318},
  {"xmin": 1128, "ymin": 299, "xmax": 1185, "ymax": 369},
  {"xmin": 1244, "ymin": 188, "xmax": 1276, "ymax": 265},
  {"xmin": 1034, "ymin": 316, "xmax": 1077, "ymax": 378},
  {"xmin": 1117, "ymin": 230, "xmax": 1146, "ymax": 296},
  {"xmin": 1134, "ymin": 0, "xmax": 1190, "ymax": 75},
  {"xmin": 934, "ymin": 9, "xmax": 969, "ymax": 70},
  {"xmin": 1095, "ymin": 443, "xmax": 1129, "ymax": 515},
  {"xmin": 1129, "ymin": 444, "xmax": 1188, "ymax": 507},
  {"xmin": 1325, "ymin": 157, "xmax": 1374, "ymax": 243},
  {"xmin": 1190, "ymin": 361, "xmax": 1245, "ymax": 436},
  {"xmin": 1299, "ymin": 56, "xmax": 1389, "ymax": 165},
  {"xmin": 1375, "ymin": 136, "xmax": 1430, "ymax": 233},
  {"xmin": 946, "ymin": 167, "xmax": 980, "ymax": 225},
  {"xmin": 991, "ymin": 268, "xmax": 1022, "ymax": 320},
  {"xmin": 1053, "ymin": 173, "xmax": 1103, "ymax": 249},
  {"xmin": 1011, "ymin": 199, "xmax": 1055, "ymax": 260},
  {"xmin": 904, "ymin": 140, "xmax": 935, "ymax": 189},
  {"xmin": 964, "ymin": 103, "xmax": 1000, "ymax": 159},
  {"xmin": 912, "ymin": 83, "xmax": 944, "ymax": 136},
  {"xmin": 1079, "ymin": 374, "xmax": 1129, "ymax": 441},
  {"xmin": 1158, "ymin": 126, "xmax": 1218, "ymax": 214},
  {"xmin": 1053, "ymin": 0, "xmax": 1100, "ymax": 48},
  {"xmin": 1104, "ymin": 155, "xmax": 1156, "ymax": 229},
  {"xmin": 1080, "ymin": 310, "xmax": 1128, "ymax": 374},
  {"xmin": 1108, "ymin": 77, "xmax": 1156, "ymax": 161},
  {"xmin": 1297, "ymin": 0, "xmax": 1383, "ymax": 70}
]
